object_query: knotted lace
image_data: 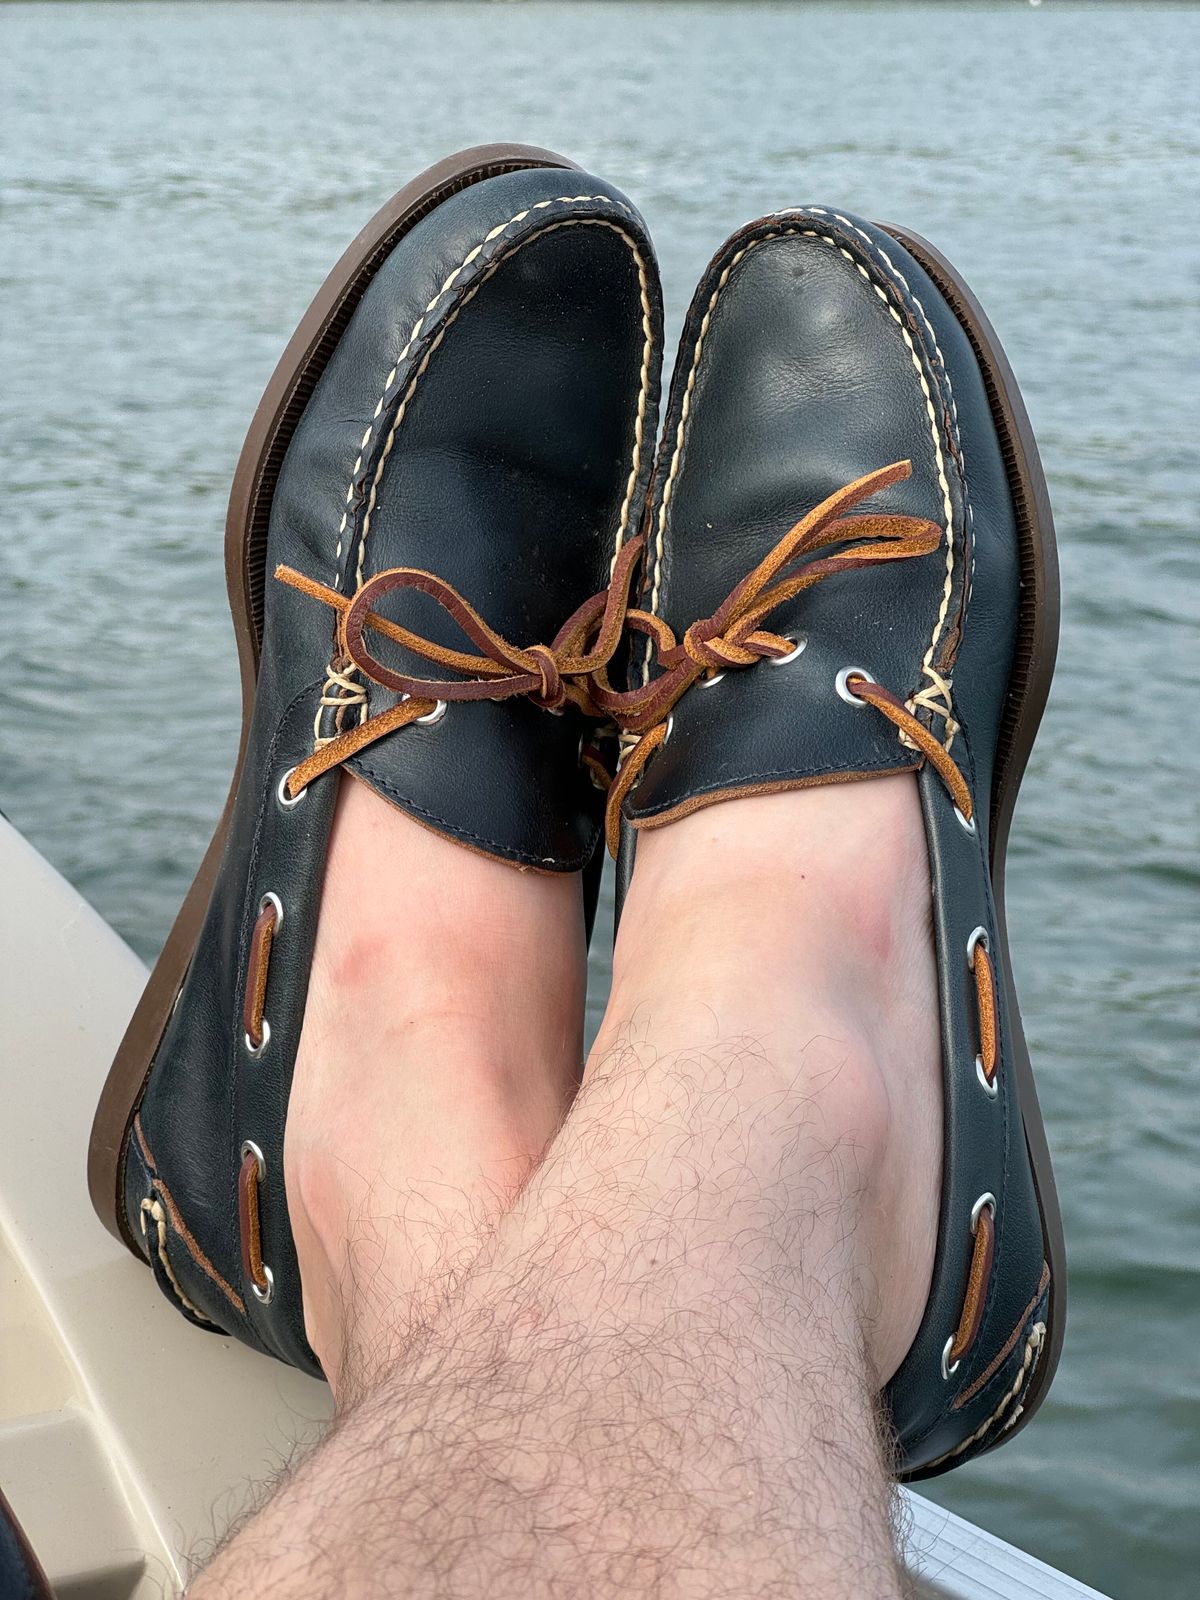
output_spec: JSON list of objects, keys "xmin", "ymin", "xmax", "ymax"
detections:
[
  {"xmin": 597, "ymin": 460, "xmax": 974, "ymax": 855},
  {"xmin": 273, "ymin": 533, "xmax": 645, "ymax": 802}
]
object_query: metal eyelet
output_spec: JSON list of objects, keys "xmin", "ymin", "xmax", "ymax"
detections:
[
  {"xmin": 835, "ymin": 666, "xmax": 876, "ymax": 705},
  {"xmin": 258, "ymin": 891, "xmax": 283, "ymax": 931},
  {"xmin": 663, "ymin": 715, "xmax": 675, "ymax": 745},
  {"xmin": 699, "ymin": 671, "xmax": 726, "ymax": 689},
  {"xmin": 768, "ymin": 635, "xmax": 808, "ymax": 667},
  {"xmin": 941, "ymin": 1335, "xmax": 960, "ymax": 1382},
  {"xmin": 241, "ymin": 1139, "xmax": 265, "ymax": 1176},
  {"xmin": 251, "ymin": 1263, "xmax": 275, "ymax": 1306},
  {"xmin": 970, "ymin": 1192, "xmax": 997, "ymax": 1233},
  {"xmin": 976, "ymin": 1055, "xmax": 999, "ymax": 1097},
  {"xmin": 966, "ymin": 926, "xmax": 990, "ymax": 964},
  {"xmin": 954, "ymin": 804, "xmax": 977, "ymax": 835},
  {"xmin": 277, "ymin": 769, "xmax": 305, "ymax": 809},
  {"xmin": 243, "ymin": 1018, "xmax": 270, "ymax": 1059},
  {"xmin": 415, "ymin": 700, "xmax": 448, "ymax": 726}
]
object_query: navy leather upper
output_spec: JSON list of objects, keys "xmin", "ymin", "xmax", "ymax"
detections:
[
  {"xmin": 614, "ymin": 209, "xmax": 1050, "ymax": 1476},
  {"xmin": 126, "ymin": 166, "xmax": 663, "ymax": 1372}
]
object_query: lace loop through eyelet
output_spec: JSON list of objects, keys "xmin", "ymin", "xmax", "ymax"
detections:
[
  {"xmin": 277, "ymin": 768, "xmax": 305, "ymax": 809},
  {"xmin": 836, "ymin": 666, "xmax": 876, "ymax": 705},
  {"xmin": 768, "ymin": 635, "xmax": 807, "ymax": 667},
  {"xmin": 238, "ymin": 1140, "xmax": 274, "ymax": 1304}
]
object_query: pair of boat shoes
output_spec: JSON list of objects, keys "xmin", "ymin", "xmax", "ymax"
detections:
[{"xmin": 88, "ymin": 143, "xmax": 1063, "ymax": 1481}]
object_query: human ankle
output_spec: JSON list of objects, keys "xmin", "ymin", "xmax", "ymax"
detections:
[
  {"xmin": 607, "ymin": 775, "xmax": 941, "ymax": 1386},
  {"xmin": 284, "ymin": 779, "xmax": 586, "ymax": 1395}
]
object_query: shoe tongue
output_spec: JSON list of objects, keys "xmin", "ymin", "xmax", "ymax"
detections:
[
  {"xmin": 622, "ymin": 609, "xmax": 922, "ymax": 829},
  {"xmin": 346, "ymin": 698, "xmax": 602, "ymax": 872}
]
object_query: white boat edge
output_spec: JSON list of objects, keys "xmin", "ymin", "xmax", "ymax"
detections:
[{"xmin": 0, "ymin": 814, "xmax": 1109, "ymax": 1599}]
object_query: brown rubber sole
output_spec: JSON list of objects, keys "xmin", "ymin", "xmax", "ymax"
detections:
[
  {"xmin": 88, "ymin": 143, "xmax": 580, "ymax": 1253},
  {"xmin": 881, "ymin": 224, "xmax": 1066, "ymax": 1466}
]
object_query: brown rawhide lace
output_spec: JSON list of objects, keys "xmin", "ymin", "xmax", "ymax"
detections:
[
  {"xmin": 238, "ymin": 462, "xmax": 1001, "ymax": 1352},
  {"xmin": 273, "ymin": 533, "xmax": 646, "ymax": 802},
  {"xmin": 597, "ymin": 460, "xmax": 975, "ymax": 856}
]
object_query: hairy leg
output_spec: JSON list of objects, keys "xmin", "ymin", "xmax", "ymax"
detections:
[{"xmin": 192, "ymin": 775, "xmax": 939, "ymax": 1598}]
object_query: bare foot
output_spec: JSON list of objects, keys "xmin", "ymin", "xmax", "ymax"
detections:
[
  {"xmin": 284, "ymin": 778, "xmax": 587, "ymax": 1401},
  {"xmin": 194, "ymin": 775, "xmax": 932, "ymax": 1600},
  {"xmin": 603, "ymin": 773, "xmax": 942, "ymax": 1384}
]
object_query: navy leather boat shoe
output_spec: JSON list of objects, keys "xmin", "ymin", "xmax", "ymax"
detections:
[
  {"xmin": 89, "ymin": 145, "xmax": 663, "ymax": 1374},
  {"xmin": 602, "ymin": 208, "xmax": 1064, "ymax": 1479}
]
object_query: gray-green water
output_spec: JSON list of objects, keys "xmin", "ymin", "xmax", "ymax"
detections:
[{"xmin": 2, "ymin": 3, "xmax": 1197, "ymax": 1595}]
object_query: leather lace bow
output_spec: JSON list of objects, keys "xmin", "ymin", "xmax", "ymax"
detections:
[
  {"xmin": 597, "ymin": 460, "xmax": 973, "ymax": 855},
  {"xmin": 274, "ymin": 533, "xmax": 646, "ymax": 802},
  {"xmin": 272, "ymin": 460, "xmax": 973, "ymax": 856}
]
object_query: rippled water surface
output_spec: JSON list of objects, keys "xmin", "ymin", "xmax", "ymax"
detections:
[{"xmin": 2, "ymin": 4, "xmax": 1197, "ymax": 1595}]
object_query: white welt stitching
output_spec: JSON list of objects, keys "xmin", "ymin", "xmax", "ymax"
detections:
[
  {"xmin": 139, "ymin": 1197, "xmax": 217, "ymax": 1326},
  {"xmin": 643, "ymin": 237, "xmax": 756, "ymax": 681},
  {"xmin": 805, "ymin": 209, "xmax": 972, "ymax": 746},
  {"xmin": 355, "ymin": 215, "xmax": 654, "ymax": 587},
  {"xmin": 807, "ymin": 209, "xmax": 961, "ymax": 432},
  {"xmin": 646, "ymin": 221, "xmax": 956, "ymax": 721},
  {"xmin": 924, "ymin": 1321, "xmax": 1046, "ymax": 1470},
  {"xmin": 331, "ymin": 193, "xmax": 641, "ymax": 578},
  {"xmin": 312, "ymin": 192, "xmax": 655, "ymax": 748}
]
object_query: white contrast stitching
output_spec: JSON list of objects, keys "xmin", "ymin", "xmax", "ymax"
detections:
[
  {"xmin": 313, "ymin": 661, "xmax": 368, "ymax": 748},
  {"xmin": 356, "ymin": 215, "xmax": 653, "ymax": 586},
  {"xmin": 807, "ymin": 209, "xmax": 960, "ymax": 428},
  {"xmin": 314, "ymin": 193, "xmax": 654, "ymax": 743},
  {"xmin": 139, "ymin": 1197, "xmax": 217, "ymax": 1326},
  {"xmin": 643, "ymin": 235, "xmax": 757, "ymax": 680},
  {"xmin": 647, "ymin": 216, "xmax": 964, "ymax": 750},
  {"xmin": 806, "ymin": 209, "xmax": 972, "ymax": 747},
  {"xmin": 333, "ymin": 193, "xmax": 642, "ymax": 577},
  {"xmin": 925, "ymin": 1321, "xmax": 1046, "ymax": 1469}
]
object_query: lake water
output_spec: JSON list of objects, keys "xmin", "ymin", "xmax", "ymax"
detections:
[{"xmin": 2, "ymin": 3, "xmax": 1197, "ymax": 1595}]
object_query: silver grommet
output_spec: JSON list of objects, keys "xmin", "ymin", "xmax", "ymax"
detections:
[
  {"xmin": 241, "ymin": 1139, "xmax": 265, "ymax": 1176},
  {"xmin": 415, "ymin": 700, "xmax": 448, "ymax": 726},
  {"xmin": 835, "ymin": 666, "xmax": 875, "ymax": 705},
  {"xmin": 954, "ymin": 804, "xmax": 977, "ymax": 835},
  {"xmin": 941, "ymin": 1334, "xmax": 960, "ymax": 1382},
  {"xmin": 258, "ymin": 891, "xmax": 283, "ymax": 931},
  {"xmin": 663, "ymin": 715, "xmax": 675, "ymax": 744},
  {"xmin": 768, "ymin": 635, "xmax": 808, "ymax": 667},
  {"xmin": 976, "ymin": 1055, "xmax": 999, "ymax": 1097},
  {"xmin": 277, "ymin": 769, "xmax": 305, "ymax": 809},
  {"xmin": 966, "ymin": 926, "xmax": 990, "ymax": 964},
  {"xmin": 970, "ymin": 1192, "xmax": 997, "ymax": 1233},
  {"xmin": 243, "ymin": 1019, "xmax": 271, "ymax": 1059},
  {"xmin": 251, "ymin": 1263, "xmax": 274, "ymax": 1305},
  {"xmin": 699, "ymin": 671, "xmax": 726, "ymax": 689}
]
